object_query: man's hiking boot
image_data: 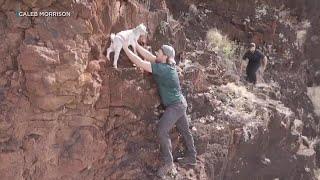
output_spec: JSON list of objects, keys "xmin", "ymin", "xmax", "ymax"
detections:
[
  {"xmin": 260, "ymin": 155, "xmax": 271, "ymax": 166},
  {"xmin": 177, "ymin": 156, "xmax": 197, "ymax": 166},
  {"xmin": 157, "ymin": 163, "xmax": 177, "ymax": 178}
]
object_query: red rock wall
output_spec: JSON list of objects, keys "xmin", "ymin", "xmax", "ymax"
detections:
[
  {"xmin": 0, "ymin": 0, "xmax": 169, "ymax": 179},
  {"xmin": 0, "ymin": 0, "xmax": 319, "ymax": 179}
]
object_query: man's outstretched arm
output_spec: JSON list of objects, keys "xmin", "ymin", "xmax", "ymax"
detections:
[
  {"xmin": 136, "ymin": 43, "xmax": 157, "ymax": 62},
  {"xmin": 261, "ymin": 56, "xmax": 268, "ymax": 72},
  {"xmin": 123, "ymin": 44, "xmax": 152, "ymax": 73},
  {"xmin": 240, "ymin": 59, "xmax": 245, "ymax": 74},
  {"xmin": 240, "ymin": 52, "xmax": 248, "ymax": 74}
]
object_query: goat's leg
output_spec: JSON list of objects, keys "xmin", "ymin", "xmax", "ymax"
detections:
[
  {"xmin": 130, "ymin": 43, "xmax": 137, "ymax": 67},
  {"xmin": 113, "ymin": 48, "xmax": 121, "ymax": 69},
  {"xmin": 106, "ymin": 45, "xmax": 113, "ymax": 61},
  {"xmin": 132, "ymin": 43, "xmax": 138, "ymax": 55}
]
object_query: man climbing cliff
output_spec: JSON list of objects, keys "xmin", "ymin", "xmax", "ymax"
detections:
[
  {"xmin": 240, "ymin": 43, "xmax": 268, "ymax": 85},
  {"xmin": 121, "ymin": 40, "xmax": 197, "ymax": 178}
]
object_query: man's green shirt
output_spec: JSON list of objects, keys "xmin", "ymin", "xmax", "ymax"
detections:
[{"xmin": 151, "ymin": 62, "xmax": 183, "ymax": 106}]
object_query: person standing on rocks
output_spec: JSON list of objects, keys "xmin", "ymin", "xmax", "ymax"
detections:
[
  {"xmin": 240, "ymin": 43, "xmax": 268, "ymax": 85},
  {"xmin": 122, "ymin": 40, "xmax": 197, "ymax": 178}
]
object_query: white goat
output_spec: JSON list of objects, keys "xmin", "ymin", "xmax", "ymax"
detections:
[{"xmin": 106, "ymin": 24, "xmax": 148, "ymax": 69}]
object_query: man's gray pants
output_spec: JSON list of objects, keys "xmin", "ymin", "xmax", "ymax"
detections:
[{"xmin": 157, "ymin": 97, "xmax": 197, "ymax": 164}]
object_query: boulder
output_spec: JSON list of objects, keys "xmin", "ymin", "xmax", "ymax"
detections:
[
  {"xmin": 55, "ymin": 64, "xmax": 84, "ymax": 83},
  {"xmin": 6, "ymin": 11, "xmax": 31, "ymax": 29},
  {"xmin": 34, "ymin": 95, "xmax": 75, "ymax": 111},
  {"xmin": 25, "ymin": 72, "xmax": 48, "ymax": 96},
  {"xmin": 22, "ymin": 0, "xmax": 54, "ymax": 8},
  {"xmin": 19, "ymin": 45, "xmax": 60, "ymax": 71}
]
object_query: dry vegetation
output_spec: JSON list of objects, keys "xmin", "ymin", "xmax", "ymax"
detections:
[{"xmin": 206, "ymin": 28, "xmax": 236, "ymax": 58}]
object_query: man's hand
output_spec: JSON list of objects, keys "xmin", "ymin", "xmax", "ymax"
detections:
[
  {"xmin": 122, "ymin": 40, "xmax": 152, "ymax": 73},
  {"xmin": 139, "ymin": 35, "xmax": 147, "ymax": 45},
  {"xmin": 136, "ymin": 42, "xmax": 156, "ymax": 62}
]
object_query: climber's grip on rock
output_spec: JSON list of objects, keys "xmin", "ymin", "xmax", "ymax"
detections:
[
  {"xmin": 123, "ymin": 41, "xmax": 197, "ymax": 178},
  {"xmin": 240, "ymin": 43, "xmax": 268, "ymax": 85}
]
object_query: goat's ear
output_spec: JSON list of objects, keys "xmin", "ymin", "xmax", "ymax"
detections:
[{"xmin": 135, "ymin": 24, "xmax": 141, "ymax": 29}]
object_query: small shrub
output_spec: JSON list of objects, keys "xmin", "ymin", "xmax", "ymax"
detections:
[
  {"xmin": 206, "ymin": 28, "xmax": 237, "ymax": 72},
  {"xmin": 206, "ymin": 28, "xmax": 236, "ymax": 59}
]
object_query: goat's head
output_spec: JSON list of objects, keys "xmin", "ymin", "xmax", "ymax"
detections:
[{"xmin": 134, "ymin": 23, "xmax": 148, "ymax": 35}]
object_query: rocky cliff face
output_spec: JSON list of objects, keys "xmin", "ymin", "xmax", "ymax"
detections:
[{"xmin": 0, "ymin": 0, "xmax": 319, "ymax": 180}]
